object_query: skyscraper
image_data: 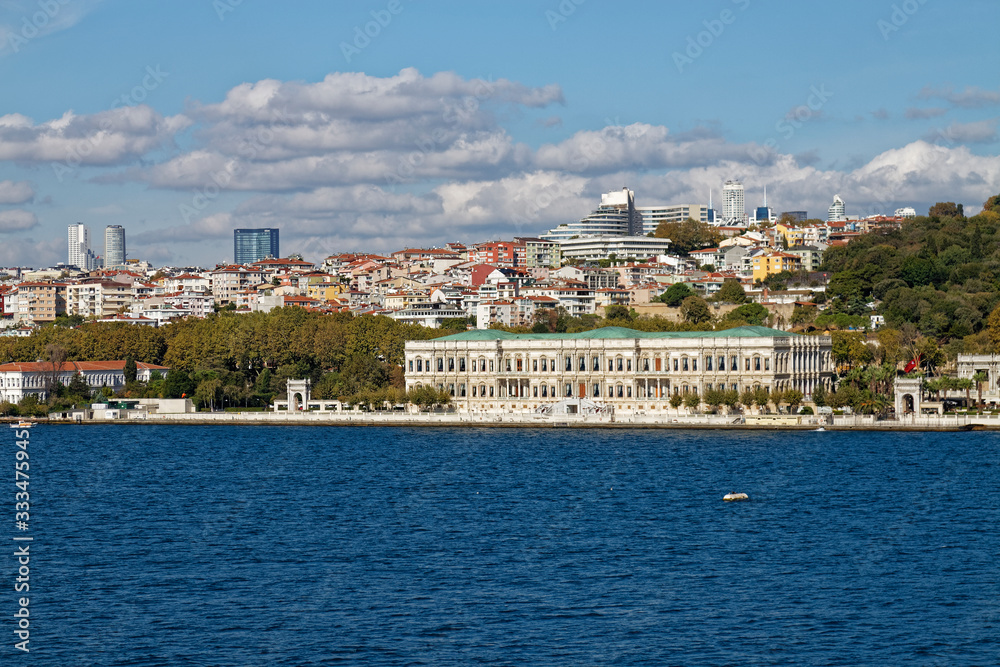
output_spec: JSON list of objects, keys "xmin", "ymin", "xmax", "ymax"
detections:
[
  {"xmin": 722, "ymin": 180, "xmax": 745, "ymax": 223},
  {"xmin": 234, "ymin": 228, "xmax": 280, "ymax": 264},
  {"xmin": 67, "ymin": 223, "xmax": 95, "ymax": 270},
  {"xmin": 104, "ymin": 225, "xmax": 126, "ymax": 268},
  {"xmin": 828, "ymin": 194, "xmax": 846, "ymax": 222}
]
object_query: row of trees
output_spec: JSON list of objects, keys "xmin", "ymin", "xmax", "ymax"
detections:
[{"xmin": 665, "ymin": 387, "xmax": 806, "ymax": 414}]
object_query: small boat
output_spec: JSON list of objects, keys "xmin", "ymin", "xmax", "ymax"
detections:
[
  {"xmin": 723, "ymin": 492, "xmax": 749, "ymax": 502},
  {"xmin": 10, "ymin": 421, "xmax": 33, "ymax": 429},
  {"xmin": 814, "ymin": 427, "xmax": 826, "ymax": 432}
]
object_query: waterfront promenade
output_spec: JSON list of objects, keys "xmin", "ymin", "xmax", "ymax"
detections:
[{"xmin": 27, "ymin": 411, "xmax": 1000, "ymax": 430}]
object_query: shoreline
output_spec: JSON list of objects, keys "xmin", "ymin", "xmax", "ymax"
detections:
[{"xmin": 12, "ymin": 413, "xmax": 999, "ymax": 431}]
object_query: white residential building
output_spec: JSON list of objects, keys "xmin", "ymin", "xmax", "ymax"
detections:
[{"xmin": 722, "ymin": 181, "xmax": 745, "ymax": 223}]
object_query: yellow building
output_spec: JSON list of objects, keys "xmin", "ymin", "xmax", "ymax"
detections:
[
  {"xmin": 775, "ymin": 223, "xmax": 806, "ymax": 247},
  {"xmin": 306, "ymin": 282, "xmax": 347, "ymax": 302},
  {"xmin": 751, "ymin": 252, "xmax": 802, "ymax": 283}
]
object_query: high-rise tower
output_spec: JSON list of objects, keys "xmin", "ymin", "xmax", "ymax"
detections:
[
  {"xmin": 104, "ymin": 225, "xmax": 126, "ymax": 268},
  {"xmin": 234, "ymin": 228, "xmax": 280, "ymax": 264},
  {"xmin": 722, "ymin": 180, "xmax": 745, "ymax": 223},
  {"xmin": 67, "ymin": 223, "xmax": 94, "ymax": 270}
]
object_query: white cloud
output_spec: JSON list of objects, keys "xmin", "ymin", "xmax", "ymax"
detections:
[
  {"xmin": 919, "ymin": 85, "xmax": 1000, "ymax": 109},
  {"xmin": 0, "ymin": 179, "xmax": 33, "ymax": 204},
  {"xmin": 924, "ymin": 119, "xmax": 998, "ymax": 145},
  {"xmin": 0, "ymin": 209, "xmax": 38, "ymax": 232},
  {"xmin": 0, "ymin": 0, "xmax": 105, "ymax": 57},
  {"xmin": 0, "ymin": 106, "xmax": 189, "ymax": 165}
]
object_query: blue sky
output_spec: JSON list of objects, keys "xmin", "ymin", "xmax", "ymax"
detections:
[{"xmin": 1, "ymin": 0, "xmax": 998, "ymax": 267}]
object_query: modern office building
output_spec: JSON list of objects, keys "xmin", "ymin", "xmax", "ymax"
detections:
[
  {"xmin": 542, "ymin": 188, "xmax": 642, "ymax": 241},
  {"xmin": 67, "ymin": 223, "xmax": 95, "ymax": 271},
  {"xmin": 104, "ymin": 225, "xmax": 126, "ymax": 269},
  {"xmin": 557, "ymin": 236, "xmax": 673, "ymax": 262},
  {"xmin": 636, "ymin": 204, "xmax": 710, "ymax": 235},
  {"xmin": 828, "ymin": 195, "xmax": 846, "ymax": 222},
  {"xmin": 234, "ymin": 228, "xmax": 280, "ymax": 265},
  {"xmin": 404, "ymin": 326, "xmax": 833, "ymax": 414},
  {"xmin": 722, "ymin": 181, "xmax": 745, "ymax": 223}
]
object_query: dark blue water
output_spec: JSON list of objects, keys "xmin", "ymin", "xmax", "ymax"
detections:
[{"xmin": 15, "ymin": 426, "xmax": 1000, "ymax": 665}]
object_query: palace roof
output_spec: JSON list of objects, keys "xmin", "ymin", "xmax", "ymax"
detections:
[{"xmin": 432, "ymin": 325, "xmax": 798, "ymax": 342}]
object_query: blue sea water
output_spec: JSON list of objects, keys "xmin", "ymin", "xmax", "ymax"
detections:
[{"xmin": 15, "ymin": 426, "xmax": 1000, "ymax": 665}]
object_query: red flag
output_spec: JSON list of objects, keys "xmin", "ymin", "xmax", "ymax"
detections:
[{"xmin": 903, "ymin": 354, "xmax": 921, "ymax": 373}]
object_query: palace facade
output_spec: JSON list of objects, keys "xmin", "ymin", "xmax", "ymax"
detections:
[{"xmin": 404, "ymin": 326, "xmax": 832, "ymax": 414}]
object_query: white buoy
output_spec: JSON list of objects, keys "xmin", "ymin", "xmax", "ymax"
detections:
[{"xmin": 723, "ymin": 492, "xmax": 749, "ymax": 502}]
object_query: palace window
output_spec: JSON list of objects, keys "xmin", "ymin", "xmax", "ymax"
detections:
[
  {"xmin": 489, "ymin": 386, "xmax": 494, "ymax": 397},
  {"xmin": 692, "ymin": 359, "xmax": 697, "ymax": 371},
  {"xmin": 565, "ymin": 356, "xmax": 573, "ymax": 371},
  {"xmin": 533, "ymin": 360, "xmax": 538, "ymax": 372},
  {"xmin": 565, "ymin": 383, "xmax": 573, "ymax": 397},
  {"xmin": 416, "ymin": 359, "xmax": 422, "ymax": 372},
  {"xmin": 765, "ymin": 358, "xmax": 770, "ymax": 371},
  {"xmin": 627, "ymin": 359, "xmax": 632, "ymax": 371},
  {"xmin": 673, "ymin": 359, "xmax": 679, "ymax": 371},
  {"xmin": 517, "ymin": 358, "xmax": 523, "ymax": 372},
  {"xmin": 533, "ymin": 386, "xmax": 538, "ymax": 397},
  {"xmin": 643, "ymin": 358, "xmax": 650, "ymax": 372},
  {"xmin": 731, "ymin": 356, "xmax": 738, "ymax": 371},
  {"xmin": 706, "ymin": 357, "xmax": 712, "ymax": 371},
  {"xmin": 541, "ymin": 358, "xmax": 548, "ymax": 372},
  {"xmin": 594, "ymin": 383, "xmax": 600, "ymax": 397},
  {"xmin": 459, "ymin": 358, "xmax": 466, "ymax": 372},
  {"xmin": 542, "ymin": 385, "xmax": 548, "ymax": 397},
  {"xmin": 506, "ymin": 359, "xmax": 512, "ymax": 372},
  {"xmin": 437, "ymin": 358, "xmax": 444, "ymax": 372},
  {"xmin": 459, "ymin": 384, "xmax": 466, "ymax": 397},
  {"xmin": 489, "ymin": 360, "xmax": 494, "ymax": 372},
  {"xmin": 617, "ymin": 358, "xmax": 624, "ymax": 372},
  {"xmin": 746, "ymin": 359, "xmax": 751, "ymax": 371},
  {"xmin": 579, "ymin": 356, "xmax": 586, "ymax": 371},
  {"xmin": 449, "ymin": 358, "xmax": 454, "ymax": 371},
  {"xmin": 408, "ymin": 360, "xmax": 413, "ymax": 372},
  {"xmin": 719, "ymin": 356, "xmax": 726, "ymax": 371},
  {"xmin": 593, "ymin": 356, "xmax": 600, "ymax": 371},
  {"xmin": 617, "ymin": 385, "xmax": 624, "ymax": 398},
  {"xmin": 682, "ymin": 358, "xmax": 689, "ymax": 372}
]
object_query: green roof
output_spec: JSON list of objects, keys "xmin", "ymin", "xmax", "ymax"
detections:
[{"xmin": 432, "ymin": 325, "xmax": 797, "ymax": 342}]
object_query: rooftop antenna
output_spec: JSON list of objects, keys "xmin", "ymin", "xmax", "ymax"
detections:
[{"xmin": 763, "ymin": 185, "xmax": 767, "ymax": 207}]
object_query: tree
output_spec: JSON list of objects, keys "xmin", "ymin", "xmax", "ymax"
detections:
[
  {"xmin": 973, "ymin": 370, "xmax": 988, "ymax": 410},
  {"xmin": 124, "ymin": 356, "xmax": 138, "ymax": 384},
  {"xmin": 679, "ymin": 296, "xmax": 711, "ymax": 324},
  {"xmin": 652, "ymin": 218, "xmax": 722, "ymax": 255},
  {"xmin": 658, "ymin": 283, "xmax": 695, "ymax": 307},
  {"xmin": 604, "ymin": 305, "xmax": 632, "ymax": 321},
  {"xmin": 713, "ymin": 279, "xmax": 748, "ymax": 304},
  {"xmin": 440, "ymin": 318, "xmax": 469, "ymax": 331},
  {"xmin": 723, "ymin": 303, "xmax": 770, "ymax": 326},
  {"xmin": 67, "ymin": 372, "xmax": 91, "ymax": 400},
  {"xmin": 783, "ymin": 389, "xmax": 804, "ymax": 413},
  {"xmin": 683, "ymin": 392, "xmax": 701, "ymax": 412},
  {"xmin": 956, "ymin": 377, "xmax": 974, "ymax": 409},
  {"xmin": 739, "ymin": 389, "xmax": 755, "ymax": 412},
  {"xmin": 703, "ymin": 388, "xmax": 724, "ymax": 413},
  {"xmin": 669, "ymin": 393, "xmax": 684, "ymax": 409},
  {"xmin": 44, "ymin": 343, "xmax": 68, "ymax": 398},
  {"xmin": 812, "ymin": 384, "xmax": 828, "ymax": 407},
  {"xmin": 928, "ymin": 202, "xmax": 964, "ymax": 218}
]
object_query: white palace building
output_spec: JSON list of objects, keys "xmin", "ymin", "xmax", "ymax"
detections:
[{"xmin": 404, "ymin": 326, "xmax": 833, "ymax": 415}]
